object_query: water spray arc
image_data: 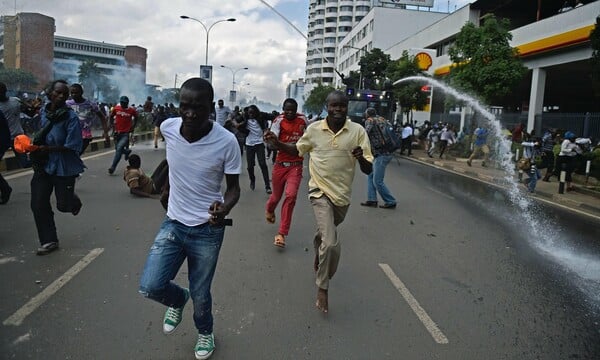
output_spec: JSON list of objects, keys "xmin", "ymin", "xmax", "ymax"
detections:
[{"xmin": 395, "ymin": 75, "xmax": 600, "ymax": 304}]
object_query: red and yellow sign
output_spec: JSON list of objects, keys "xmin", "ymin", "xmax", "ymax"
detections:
[{"xmin": 415, "ymin": 52, "xmax": 433, "ymax": 71}]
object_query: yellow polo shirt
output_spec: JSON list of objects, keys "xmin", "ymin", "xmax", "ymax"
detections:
[{"xmin": 296, "ymin": 118, "xmax": 373, "ymax": 206}]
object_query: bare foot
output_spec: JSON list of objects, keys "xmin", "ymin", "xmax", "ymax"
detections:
[
  {"xmin": 316, "ymin": 288, "xmax": 328, "ymax": 313},
  {"xmin": 313, "ymin": 253, "xmax": 319, "ymax": 272}
]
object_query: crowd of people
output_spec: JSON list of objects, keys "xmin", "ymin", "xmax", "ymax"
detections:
[{"xmin": 2, "ymin": 76, "xmax": 598, "ymax": 359}]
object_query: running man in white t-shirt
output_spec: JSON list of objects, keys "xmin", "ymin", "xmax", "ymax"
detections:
[{"xmin": 139, "ymin": 78, "xmax": 241, "ymax": 360}]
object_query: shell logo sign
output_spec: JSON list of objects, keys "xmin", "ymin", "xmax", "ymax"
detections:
[{"xmin": 415, "ymin": 52, "xmax": 433, "ymax": 71}]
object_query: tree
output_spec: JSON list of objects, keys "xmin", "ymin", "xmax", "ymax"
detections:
[
  {"xmin": 304, "ymin": 83, "xmax": 336, "ymax": 116},
  {"xmin": 0, "ymin": 65, "xmax": 38, "ymax": 92},
  {"xmin": 78, "ymin": 60, "xmax": 108, "ymax": 99},
  {"xmin": 385, "ymin": 50, "xmax": 429, "ymax": 123},
  {"xmin": 358, "ymin": 48, "xmax": 391, "ymax": 90},
  {"xmin": 448, "ymin": 14, "xmax": 527, "ymax": 105},
  {"xmin": 591, "ymin": 16, "xmax": 600, "ymax": 97},
  {"xmin": 341, "ymin": 70, "xmax": 361, "ymax": 89}
]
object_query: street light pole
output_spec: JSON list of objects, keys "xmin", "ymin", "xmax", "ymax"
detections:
[
  {"xmin": 220, "ymin": 65, "xmax": 248, "ymax": 106},
  {"xmin": 343, "ymin": 45, "xmax": 365, "ymax": 89},
  {"xmin": 180, "ymin": 15, "xmax": 236, "ymax": 65}
]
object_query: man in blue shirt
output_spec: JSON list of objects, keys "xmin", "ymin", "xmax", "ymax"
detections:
[
  {"xmin": 467, "ymin": 127, "xmax": 490, "ymax": 167},
  {"xmin": 29, "ymin": 80, "xmax": 84, "ymax": 255}
]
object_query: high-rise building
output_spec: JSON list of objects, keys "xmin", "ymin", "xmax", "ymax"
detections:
[
  {"xmin": 305, "ymin": 1, "xmax": 405, "ymax": 86},
  {"xmin": 286, "ymin": 79, "xmax": 306, "ymax": 111}
]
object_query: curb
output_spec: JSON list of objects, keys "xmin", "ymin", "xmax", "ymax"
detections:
[
  {"xmin": 1, "ymin": 131, "xmax": 154, "ymax": 172},
  {"xmin": 401, "ymin": 154, "xmax": 600, "ymax": 217}
]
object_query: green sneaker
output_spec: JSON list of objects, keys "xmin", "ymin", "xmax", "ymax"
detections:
[
  {"xmin": 194, "ymin": 333, "xmax": 215, "ymax": 360},
  {"xmin": 162, "ymin": 288, "xmax": 190, "ymax": 334}
]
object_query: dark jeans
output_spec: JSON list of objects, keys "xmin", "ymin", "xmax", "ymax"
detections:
[
  {"xmin": 110, "ymin": 133, "xmax": 131, "ymax": 170},
  {"xmin": 80, "ymin": 138, "xmax": 92, "ymax": 155},
  {"xmin": 246, "ymin": 143, "xmax": 270, "ymax": 189},
  {"xmin": 139, "ymin": 217, "xmax": 225, "ymax": 334},
  {"xmin": 30, "ymin": 170, "xmax": 81, "ymax": 245},
  {"xmin": 400, "ymin": 136, "xmax": 412, "ymax": 155},
  {"xmin": 0, "ymin": 150, "xmax": 10, "ymax": 196}
]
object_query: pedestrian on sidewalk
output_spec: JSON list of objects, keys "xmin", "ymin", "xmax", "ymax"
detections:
[
  {"xmin": 29, "ymin": 80, "xmax": 84, "ymax": 255},
  {"xmin": 139, "ymin": 78, "xmax": 242, "ymax": 360},
  {"xmin": 467, "ymin": 126, "xmax": 490, "ymax": 167},
  {"xmin": 426, "ymin": 124, "xmax": 441, "ymax": 158},
  {"xmin": 264, "ymin": 98, "xmax": 308, "ymax": 248},
  {"xmin": 555, "ymin": 131, "xmax": 582, "ymax": 191},
  {"xmin": 540, "ymin": 129, "xmax": 557, "ymax": 182},
  {"xmin": 399, "ymin": 122, "xmax": 413, "ymax": 156},
  {"xmin": 360, "ymin": 107, "xmax": 397, "ymax": 209},
  {"xmin": 264, "ymin": 90, "xmax": 373, "ymax": 314},
  {"xmin": 108, "ymin": 95, "xmax": 137, "ymax": 175},
  {"xmin": 521, "ymin": 139, "xmax": 542, "ymax": 193},
  {"xmin": 438, "ymin": 124, "xmax": 456, "ymax": 159}
]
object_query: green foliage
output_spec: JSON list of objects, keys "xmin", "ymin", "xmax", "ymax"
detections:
[
  {"xmin": 0, "ymin": 67, "xmax": 38, "ymax": 92},
  {"xmin": 358, "ymin": 48, "xmax": 391, "ymax": 90},
  {"xmin": 304, "ymin": 83, "xmax": 336, "ymax": 115},
  {"xmin": 78, "ymin": 60, "xmax": 113, "ymax": 99},
  {"xmin": 342, "ymin": 70, "xmax": 361, "ymax": 89},
  {"xmin": 448, "ymin": 15, "xmax": 527, "ymax": 105},
  {"xmin": 385, "ymin": 51, "xmax": 428, "ymax": 122},
  {"xmin": 591, "ymin": 16, "xmax": 600, "ymax": 97}
]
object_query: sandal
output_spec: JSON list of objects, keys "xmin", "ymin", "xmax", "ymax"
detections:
[
  {"xmin": 265, "ymin": 211, "xmax": 276, "ymax": 224},
  {"xmin": 274, "ymin": 234, "xmax": 285, "ymax": 248}
]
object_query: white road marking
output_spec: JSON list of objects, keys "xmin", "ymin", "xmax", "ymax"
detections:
[
  {"xmin": 0, "ymin": 257, "xmax": 18, "ymax": 265},
  {"xmin": 426, "ymin": 187, "xmax": 455, "ymax": 200},
  {"xmin": 379, "ymin": 263, "xmax": 449, "ymax": 344},
  {"xmin": 3, "ymin": 248, "xmax": 104, "ymax": 326}
]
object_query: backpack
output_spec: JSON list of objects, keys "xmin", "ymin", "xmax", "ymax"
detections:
[{"xmin": 374, "ymin": 117, "xmax": 402, "ymax": 152}]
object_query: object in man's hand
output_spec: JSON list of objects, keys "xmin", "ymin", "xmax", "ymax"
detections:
[{"xmin": 13, "ymin": 134, "xmax": 39, "ymax": 153}]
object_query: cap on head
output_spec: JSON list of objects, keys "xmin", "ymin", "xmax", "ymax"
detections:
[
  {"xmin": 564, "ymin": 131, "xmax": 576, "ymax": 140},
  {"xmin": 365, "ymin": 107, "xmax": 377, "ymax": 117},
  {"xmin": 120, "ymin": 96, "xmax": 129, "ymax": 103}
]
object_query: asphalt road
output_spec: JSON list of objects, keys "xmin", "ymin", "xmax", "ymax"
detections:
[{"xmin": 1, "ymin": 140, "xmax": 599, "ymax": 360}]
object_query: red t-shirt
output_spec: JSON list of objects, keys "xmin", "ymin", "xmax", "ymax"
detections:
[
  {"xmin": 111, "ymin": 104, "xmax": 137, "ymax": 133},
  {"xmin": 271, "ymin": 113, "xmax": 307, "ymax": 163}
]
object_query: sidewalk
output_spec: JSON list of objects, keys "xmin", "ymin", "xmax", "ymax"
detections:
[{"xmin": 400, "ymin": 149, "xmax": 600, "ymax": 218}]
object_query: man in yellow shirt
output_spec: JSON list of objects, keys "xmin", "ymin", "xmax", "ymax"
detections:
[{"xmin": 264, "ymin": 90, "xmax": 373, "ymax": 313}]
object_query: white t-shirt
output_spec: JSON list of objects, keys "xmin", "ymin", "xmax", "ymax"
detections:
[
  {"xmin": 215, "ymin": 106, "xmax": 231, "ymax": 126},
  {"xmin": 161, "ymin": 117, "xmax": 242, "ymax": 226},
  {"xmin": 245, "ymin": 118, "xmax": 264, "ymax": 146}
]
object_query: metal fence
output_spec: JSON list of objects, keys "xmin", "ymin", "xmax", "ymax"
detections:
[{"xmin": 430, "ymin": 112, "xmax": 600, "ymax": 141}]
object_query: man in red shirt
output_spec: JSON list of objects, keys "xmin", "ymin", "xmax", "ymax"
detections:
[
  {"xmin": 108, "ymin": 96, "xmax": 137, "ymax": 174},
  {"xmin": 264, "ymin": 98, "xmax": 307, "ymax": 248}
]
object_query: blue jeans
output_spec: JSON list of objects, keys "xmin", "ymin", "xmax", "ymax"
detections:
[
  {"xmin": 139, "ymin": 217, "xmax": 225, "ymax": 334},
  {"xmin": 367, "ymin": 154, "xmax": 396, "ymax": 205},
  {"xmin": 110, "ymin": 133, "xmax": 131, "ymax": 170}
]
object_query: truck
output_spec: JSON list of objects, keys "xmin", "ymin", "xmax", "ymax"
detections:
[{"xmin": 346, "ymin": 89, "xmax": 396, "ymax": 125}]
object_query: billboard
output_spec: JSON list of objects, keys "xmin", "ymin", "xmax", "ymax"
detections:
[
  {"xmin": 382, "ymin": 0, "xmax": 435, "ymax": 7},
  {"xmin": 229, "ymin": 90, "xmax": 237, "ymax": 103},
  {"xmin": 200, "ymin": 65, "xmax": 213, "ymax": 83}
]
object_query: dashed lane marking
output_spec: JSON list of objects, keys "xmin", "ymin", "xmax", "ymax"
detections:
[
  {"xmin": 379, "ymin": 263, "xmax": 449, "ymax": 344},
  {"xmin": 3, "ymin": 248, "xmax": 105, "ymax": 326}
]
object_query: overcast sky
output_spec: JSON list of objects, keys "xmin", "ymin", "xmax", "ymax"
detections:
[{"xmin": 1, "ymin": 0, "xmax": 471, "ymax": 106}]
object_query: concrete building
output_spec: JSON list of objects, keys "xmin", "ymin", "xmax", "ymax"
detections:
[
  {"xmin": 0, "ymin": 13, "xmax": 55, "ymax": 89},
  {"xmin": 286, "ymin": 79, "xmax": 306, "ymax": 112},
  {"xmin": 335, "ymin": 0, "xmax": 599, "ymax": 134},
  {"xmin": 1, "ymin": 12, "xmax": 147, "ymax": 99},
  {"xmin": 307, "ymin": 1, "xmax": 400, "ymax": 86}
]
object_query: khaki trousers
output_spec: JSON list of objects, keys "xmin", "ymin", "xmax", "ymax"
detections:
[{"xmin": 310, "ymin": 195, "xmax": 349, "ymax": 290}]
